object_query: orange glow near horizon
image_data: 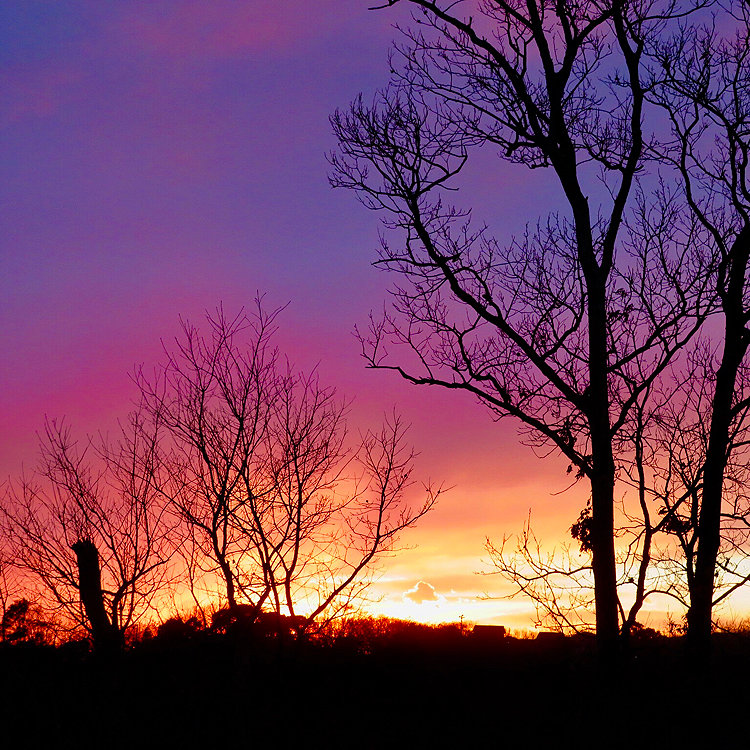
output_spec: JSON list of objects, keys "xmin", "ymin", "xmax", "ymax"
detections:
[{"xmin": 5, "ymin": 1, "xmax": 750, "ymax": 639}]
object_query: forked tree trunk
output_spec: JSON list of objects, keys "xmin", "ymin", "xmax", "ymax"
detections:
[{"xmin": 72, "ymin": 539, "xmax": 122, "ymax": 653}]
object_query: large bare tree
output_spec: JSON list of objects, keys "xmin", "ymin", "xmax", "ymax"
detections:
[{"xmin": 331, "ymin": 0, "xmax": 712, "ymax": 651}]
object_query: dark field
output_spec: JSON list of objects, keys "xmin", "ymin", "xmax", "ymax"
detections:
[{"xmin": 2, "ymin": 623, "xmax": 748, "ymax": 748}]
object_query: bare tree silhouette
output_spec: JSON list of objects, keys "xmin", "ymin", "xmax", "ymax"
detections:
[
  {"xmin": 331, "ymin": 0, "xmax": 710, "ymax": 652},
  {"xmin": 487, "ymin": 343, "xmax": 748, "ymax": 640},
  {"xmin": 630, "ymin": 348, "xmax": 750, "ymax": 629},
  {"xmin": 137, "ymin": 303, "xmax": 440, "ymax": 627},
  {"xmin": 135, "ymin": 302, "xmax": 281, "ymax": 612},
  {"xmin": 1, "ymin": 414, "xmax": 173, "ymax": 647},
  {"xmin": 646, "ymin": 4, "xmax": 750, "ymax": 654}
]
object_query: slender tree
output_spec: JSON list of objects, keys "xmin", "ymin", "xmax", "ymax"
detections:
[
  {"xmin": 136, "ymin": 303, "xmax": 281, "ymax": 611},
  {"xmin": 632, "ymin": 345, "xmax": 750, "ymax": 626},
  {"xmin": 648, "ymin": 6, "xmax": 750, "ymax": 652}
]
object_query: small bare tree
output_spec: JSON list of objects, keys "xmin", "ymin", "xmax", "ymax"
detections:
[
  {"xmin": 136, "ymin": 302, "xmax": 281, "ymax": 611},
  {"xmin": 623, "ymin": 343, "xmax": 750, "ymax": 634},
  {"xmin": 486, "ymin": 514, "xmax": 596, "ymax": 634},
  {"xmin": 1, "ymin": 414, "xmax": 173, "ymax": 647},
  {"xmin": 138, "ymin": 303, "xmax": 440, "ymax": 625},
  {"xmin": 254, "ymin": 391, "xmax": 439, "ymax": 626}
]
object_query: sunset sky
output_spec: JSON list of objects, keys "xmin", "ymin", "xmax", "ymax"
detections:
[{"xmin": 2, "ymin": 1, "xmax": 639, "ymax": 630}]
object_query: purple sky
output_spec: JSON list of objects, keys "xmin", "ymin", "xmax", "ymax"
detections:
[{"xmin": 2, "ymin": 1, "xmax": 599, "ymax": 628}]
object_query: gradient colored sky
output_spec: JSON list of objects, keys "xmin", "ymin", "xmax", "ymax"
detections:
[{"xmin": 2, "ymin": 1, "xmax": 605, "ymax": 629}]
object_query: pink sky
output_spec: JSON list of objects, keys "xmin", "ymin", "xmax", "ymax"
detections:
[{"xmin": 1, "ymin": 1, "xmax": 674, "ymax": 630}]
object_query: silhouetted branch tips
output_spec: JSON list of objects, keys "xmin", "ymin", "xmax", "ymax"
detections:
[{"xmin": 0, "ymin": 411, "xmax": 174, "ymax": 646}]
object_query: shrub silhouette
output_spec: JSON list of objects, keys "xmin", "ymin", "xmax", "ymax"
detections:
[{"xmin": 0, "ymin": 598, "xmax": 53, "ymax": 645}]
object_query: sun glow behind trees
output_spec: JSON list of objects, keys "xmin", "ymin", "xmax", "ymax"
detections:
[
  {"xmin": 330, "ymin": 0, "xmax": 750, "ymax": 653},
  {"xmin": 1, "ymin": 304, "xmax": 442, "ymax": 641},
  {"xmin": 4, "ymin": 1, "xmax": 750, "ymax": 648}
]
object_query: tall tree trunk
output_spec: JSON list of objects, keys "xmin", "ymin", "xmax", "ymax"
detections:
[
  {"xmin": 689, "ymin": 372, "xmax": 733, "ymax": 655},
  {"xmin": 218, "ymin": 555, "xmax": 237, "ymax": 610},
  {"xmin": 72, "ymin": 539, "xmax": 121, "ymax": 653},
  {"xmin": 688, "ymin": 228, "xmax": 750, "ymax": 656},
  {"xmin": 590, "ymin": 467, "xmax": 619, "ymax": 653},
  {"xmin": 588, "ymin": 282, "xmax": 620, "ymax": 655}
]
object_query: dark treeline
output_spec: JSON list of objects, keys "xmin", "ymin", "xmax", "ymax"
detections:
[{"xmin": 1, "ymin": 613, "xmax": 748, "ymax": 746}]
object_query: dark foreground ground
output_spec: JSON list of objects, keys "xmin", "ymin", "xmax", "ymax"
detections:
[{"xmin": 1, "ymin": 630, "xmax": 748, "ymax": 748}]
